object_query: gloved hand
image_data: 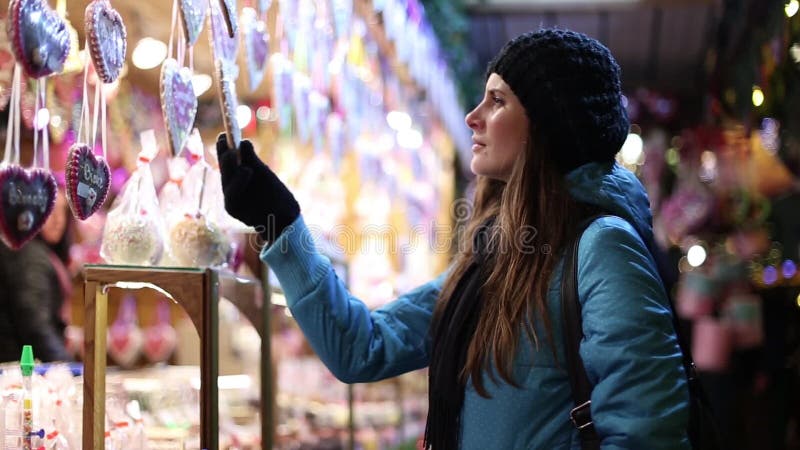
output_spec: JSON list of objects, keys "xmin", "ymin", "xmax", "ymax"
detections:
[{"xmin": 216, "ymin": 133, "xmax": 300, "ymax": 243}]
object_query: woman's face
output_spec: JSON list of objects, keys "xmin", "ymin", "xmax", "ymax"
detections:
[{"xmin": 465, "ymin": 73, "xmax": 530, "ymax": 181}]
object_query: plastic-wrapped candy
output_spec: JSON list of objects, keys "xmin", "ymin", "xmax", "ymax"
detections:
[
  {"xmin": 101, "ymin": 134, "xmax": 165, "ymax": 265},
  {"xmin": 167, "ymin": 132, "xmax": 230, "ymax": 267}
]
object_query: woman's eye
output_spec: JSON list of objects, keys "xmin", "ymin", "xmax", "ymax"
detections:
[{"xmin": 492, "ymin": 96, "xmax": 504, "ymax": 105}]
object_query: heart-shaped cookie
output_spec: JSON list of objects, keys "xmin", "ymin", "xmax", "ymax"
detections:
[
  {"xmin": 65, "ymin": 143, "xmax": 111, "ymax": 220},
  {"xmin": 179, "ymin": 0, "xmax": 208, "ymax": 46},
  {"xmin": 218, "ymin": 0, "xmax": 239, "ymax": 38},
  {"xmin": 216, "ymin": 60, "xmax": 241, "ymax": 150},
  {"xmin": 241, "ymin": 7, "xmax": 269, "ymax": 91},
  {"xmin": 0, "ymin": 165, "xmax": 57, "ymax": 249},
  {"xmin": 8, "ymin": 0, "xmax": 71, "ymax": 78},
  {"xmin": 85, "ymin": 0, "xmax": 127, "ymax": 84},
  {"xmin": 160, "ymin": 58, "xmax": 197, "ymax": 156},
  {"xmin": 209, "ymin": 3, "xmax": 239, "ymax": 66}
]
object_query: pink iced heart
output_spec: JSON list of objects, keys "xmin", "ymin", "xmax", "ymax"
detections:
[
  {"xmin": 179, "ymin": 0, "xmax": 208, "ymax": 46},
  {"xmin": 143, "ymin": 324, "xmax": 177, "ymax": 363},
  {"xmin": 8, "ymin": 0, "xmax": 71, "ymax": 78},
  {"xmin": 65, "ymin": 143, "xmax": 110, "ymax": 220},
  {"xmin": 85, "ymin": 0, "xmax": 127, "ymax": 84},
  {"xmin": 241, "ymin": 7, "xmax": 269, "ymax": 91},
  {"xmin": 107, "ymin": 324, "xmax": 142, "ymax": 368},
  {"xmin": 0, "ymin": 165, "xmax": 57, "ymax": 249},
  {"xmin": 160, "ymin": 58, "xmax": 197, "ymax": 156}
]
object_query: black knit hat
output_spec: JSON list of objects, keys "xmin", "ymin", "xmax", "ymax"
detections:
[{"xmin": 487, "ymin": 28, "xmax": 630, "ymax": 173}]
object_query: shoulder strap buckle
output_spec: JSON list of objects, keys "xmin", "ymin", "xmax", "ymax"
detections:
[{"xmin": 569, "ymin": 400, "xmax": 594, "ymax": 430}]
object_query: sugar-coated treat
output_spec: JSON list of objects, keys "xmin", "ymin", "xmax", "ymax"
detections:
[
  {"xmin": 169, "ymin": 214, "xmax": 229, "ymax": 267},
  {"xmin": 102, "ymin": 214, "xmax": 162, "ymax": 265}
]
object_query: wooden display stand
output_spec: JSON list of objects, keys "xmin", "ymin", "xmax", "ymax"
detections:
[{"xmin": 82, "ymin": 264, "xmax": 273, "ymax": 450}]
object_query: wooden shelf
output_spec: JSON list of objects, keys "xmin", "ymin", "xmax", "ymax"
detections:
[{"xmin": 81, "ymin": 264, "xmax": 274, "ymax": 450}]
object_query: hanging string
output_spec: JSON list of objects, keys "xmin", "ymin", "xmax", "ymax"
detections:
[
  {"xmin": 167, "ymin": 0, "xmax": 179, "ymax": 61},
  {"xmin": 91, "ymin": 75, "xmax": 101, "ymax": 153},
  {"xmin": 32, "ymin": 80, "xmax": 41, "ymax": 168},
  {"xmin": 76, "ymin": 46, "xmax": 91, "ymax": 145},
  {"xmin": 3, "ymin": 66, "xmax": 22, "ymax": 166},
  {"xmin": 101, "ymin": 83, "xmax": 107, "ymax": 160},
  {"xmin": 40, "ymin": 81, "xmax": 49, "ymax": 169},
  {"xmin": 197, "ymin": 165, "xmax": 208, "ymax": 213},
  {"xmin": 177, "ymin": 12, "xmax": 186, "ymax": 68}
]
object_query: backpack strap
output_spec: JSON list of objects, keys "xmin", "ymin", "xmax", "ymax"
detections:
[
  {"xmin": 562, "ymin": 214, "xmax": 723, "ymax": 450},
  {"xmin": 561, "ymin": 215, "xmax": 604, "ymax": 450}
]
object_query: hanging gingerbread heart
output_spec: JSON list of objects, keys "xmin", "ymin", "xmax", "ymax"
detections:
[
  {"xmin": 85, "ymin": 0, "xmax": 127, "ymax": 84},
  {"xmin": 217, "ymin": 0, "xmax": 239, "ymax": 38},
  {"xmin": 241, "ymin": 7, "xmax": 269, "ymax": 92},
  {"xmin": 209, "ymin": 3, "xmax": 239, "ymax": 67},
  {"xmin": 0, "ymin": 165, "xmax": 57, "ymax": 249},
  {"xmin": 160, "ymin": 58, "xmax": 197, "ymax": 156},
  {"xmin": 65, "ymin": 143, "xmax": 110, "ymax": 220},
  {"xmin": 216, "ymin": 60, "xmax": 241, "ymax": 150},
  {"xmin": 7, "ymin": 0, "xmax": 71, "ymax": 78},
  {"xmin": 179, "ymin": 0, "xmax": 208, "ymax": 47}
]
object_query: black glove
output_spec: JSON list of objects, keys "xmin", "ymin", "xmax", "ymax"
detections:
[{"xmin": 216, "ymin": 133, "xmax": 300, "ymax": 243}]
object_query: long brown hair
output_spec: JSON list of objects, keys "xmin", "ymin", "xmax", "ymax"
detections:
[{"xmin": 435, "ymin": 128, "xmax": 588, "ymax": 397}]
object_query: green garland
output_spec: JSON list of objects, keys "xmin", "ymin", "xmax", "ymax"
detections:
[{"xmin": 419, "ymin": 0, "xmax": 483, "ymax": 107}]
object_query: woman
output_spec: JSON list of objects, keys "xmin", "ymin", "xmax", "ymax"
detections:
[{"xmin": 217, "ymin": 28, "xmax": 690, "ymax": 449}]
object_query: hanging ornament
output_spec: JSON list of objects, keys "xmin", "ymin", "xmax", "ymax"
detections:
[
  {"xmin": 65, "ymin": 144, "xmax": 110, "ymax": 220},
  {"xmin": 0, "ymin": 66, "xmax": 57, "ymax": 249},
  {"xmin": 179, "ymin": 0, "xmax": 208, "ymax": 47},
  {"xmin": 216, "ymin": 60, "xmax": 241, "ymax": 150},
  {"xmin": 209, "ymin": 2, "xmax": 239, "ymax": 67},
  {"xmin": 7, "ymin": 0, "xmax": 71, "ymax": 78},
  {"xmin": 142, "ymin": 301, "xmax": 177, "ymax": 363},
  {"xmin": 217, "ymin": 0, "xmax": 239, "ymax": 38},
  {"xmin": 256, "ymin": 0, "xmax": 271, "ymax": 16},
  {"xmin": 160, "ymin": 58, "xmax": 197, "ymax": 156},
  {"xmin": 241, "ymin": 7, "xmax": 269, "ymax": 92},
  {"xmin": 85, "ymin": 0, "xmax": 127, "ymax": 84},
  {"xmin": 0, "ymin": 165, "xmax": 57, "ymax": 249},
  {"xmin": 107, "ymin": 295, "xmax": 143, "ymax": 368}
]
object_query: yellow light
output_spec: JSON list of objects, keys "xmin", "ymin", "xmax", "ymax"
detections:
[
  {"xmin": 796, "ymin": 292, "xmax": 800, "ymax": 308},
  {"xmin": 786, "ymin": 0, "xmax": 799, "ymax": 18},
  {"xmin": 752, "ymin": 86, "xmax": 764, "ymax": 107}
]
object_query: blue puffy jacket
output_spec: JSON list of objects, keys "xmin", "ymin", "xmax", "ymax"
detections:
[{"xmin": 261, "ymin": 162, "xmax": 690, "ymax": 449}]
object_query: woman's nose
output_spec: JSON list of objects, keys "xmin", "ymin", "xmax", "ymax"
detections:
[{"xmin": 465, "ymin": 106, "xmax": 481, "ymax": 130}]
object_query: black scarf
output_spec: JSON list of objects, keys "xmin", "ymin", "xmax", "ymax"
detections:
[{"xmin": 424, "ymin": 223, "xmax": 493, "ymax": 450}]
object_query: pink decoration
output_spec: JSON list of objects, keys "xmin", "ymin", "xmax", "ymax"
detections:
[
  {"xmin": 107, "ymin": 296, "xmax": 143, "ymax": 368},
  {"xmin": 692, "ymin": 318, "xmax": 733, "ymax": 372},
  {"xmin": 142, "ymin": 301, "xmax": 177, "ymax": 363}
]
